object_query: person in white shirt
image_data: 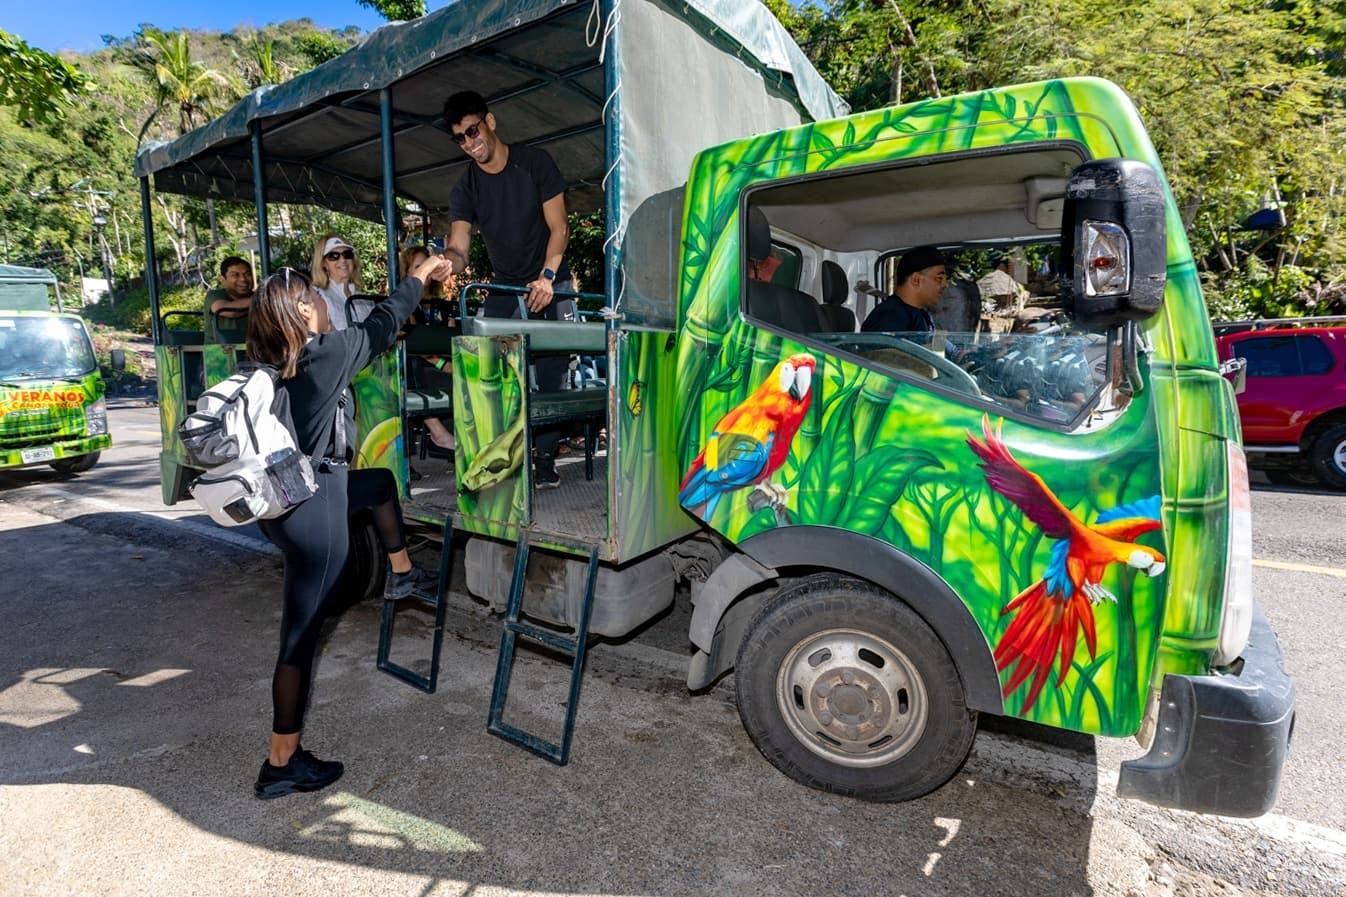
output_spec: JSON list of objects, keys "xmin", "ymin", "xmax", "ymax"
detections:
[{"xmin": 309, "ymin": 234, "xmax": 362, "ymax": 332}]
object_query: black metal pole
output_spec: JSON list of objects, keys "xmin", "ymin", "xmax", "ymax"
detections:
[
  {"xmin": 251, "ymin": 122, "xmax": 270, "ymax": 277},
  {"xmin": 139, "ymin": 177, "xmax": 162, "ymax": 345},
  {"xmin": 380, "ymin": 88, "xmax": 399, "ymax": 289}
]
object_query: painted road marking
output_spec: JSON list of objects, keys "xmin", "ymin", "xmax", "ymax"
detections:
[{"xmin": 1254, "ymin": 558, "xmax": 1346, "ymax": 578}]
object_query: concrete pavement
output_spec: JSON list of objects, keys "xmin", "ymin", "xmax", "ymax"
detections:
[{"xmin": 2, "ymin": 491, "xmax": 1343, "ymax": 897}]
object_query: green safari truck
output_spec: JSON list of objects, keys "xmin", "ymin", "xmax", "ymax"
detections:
[
  {"xmin": 135, "ymin": 0, "xmax": 1292, "ymax": 817},
  {"xmin": 0, "ymin": 264, "xmax": 110, "ymax": 473}
]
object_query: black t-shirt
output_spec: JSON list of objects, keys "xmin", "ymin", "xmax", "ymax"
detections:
[
  {"xmin": 448, "ymin": 143, "xmax": 570, "ymax": 287},
  {"xmin": 861, "ymin": 295, "xmax": 935, "ymax": 335}
]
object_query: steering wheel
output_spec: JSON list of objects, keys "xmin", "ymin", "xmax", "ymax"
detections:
[{"xmin": 826, "ymin": 333, "xmax": 983, "ymax": 397}]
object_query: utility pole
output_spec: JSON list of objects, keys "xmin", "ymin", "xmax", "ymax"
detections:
[{"xmin": 71, "ymin": 180, "xmax": 118, "ymax": 306}]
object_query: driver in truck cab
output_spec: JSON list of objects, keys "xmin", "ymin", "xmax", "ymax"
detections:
[{"xmin": 860, "ymin": 245, "xmax": 946, "ymax": 337}]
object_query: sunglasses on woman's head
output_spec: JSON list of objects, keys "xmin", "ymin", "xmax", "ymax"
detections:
[
  {"xmin": 451, "ymin": 122, "xmax": 483, "ymax": 145},
  {"xmin": 324, "ymin": 249, "xmax": 355, "ymax": 261}
]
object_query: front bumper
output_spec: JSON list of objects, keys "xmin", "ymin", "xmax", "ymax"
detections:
[
  {"xmin": 1118, "ymin": 605, "xmax": 1295, "ymax": 817},
  {"xmin": 0, "ymin": 434, "xmax": 111, "ymax": 470}
]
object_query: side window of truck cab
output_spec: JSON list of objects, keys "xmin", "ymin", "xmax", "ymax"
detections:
[{"xmin": 742, "ymin": 147, "xmax": 1129, "ymax": 428}]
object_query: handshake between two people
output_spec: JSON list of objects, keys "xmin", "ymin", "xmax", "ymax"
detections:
[{"xmin": 409, "ymin": 253, "xmax": 455, "ymax": 286}]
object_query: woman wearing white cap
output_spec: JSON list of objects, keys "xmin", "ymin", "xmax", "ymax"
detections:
[{"xmin": 309, "ymin": 233, "xmax": 363, "ymax": 331}]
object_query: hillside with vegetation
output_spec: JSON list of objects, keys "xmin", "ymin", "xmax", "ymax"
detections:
[{"xmin": 1, "ymin": 0, "xmax": 1344, "ymax": 332}]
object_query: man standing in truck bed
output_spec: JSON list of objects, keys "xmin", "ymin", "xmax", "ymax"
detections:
[{"xmin": 440, "ymin": 90, "xmax": 571, "ymax": 488}]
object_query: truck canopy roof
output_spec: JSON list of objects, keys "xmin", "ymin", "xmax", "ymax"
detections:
[
  {"xmin": 134, "ymin": 0, "xmax": 843, "ymax": 217},
  {"xmin": 0, "ymin": 264, "xmax": 60, "ymax": 311},
  {"xmin": 134, "ymin": 0, "xmax": 845, "ymax": 322}
]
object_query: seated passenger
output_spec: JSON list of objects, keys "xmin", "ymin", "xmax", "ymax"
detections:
[
  {"xmin": 204, "ymin": 256, "xmax": 256, "ymax": 344},
  {"xmin": 399, "ymin": 244, "xmax": 456, "ymax": 456},
  {"xmin": 861, "ymin": 245, "xmax": 946, "ymax": 337},
  {"xmin": 310, "ymin": 233, "xmax": 363, "ymax": 332}
]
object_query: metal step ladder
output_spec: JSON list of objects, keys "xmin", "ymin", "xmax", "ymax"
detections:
[
  {"xmin": 376, "ymin": 516, "xmax": 453, "ymax": 693},
  {"xmin": 487, "ymin": 531, "xmax": 599, "ymax": 765}
]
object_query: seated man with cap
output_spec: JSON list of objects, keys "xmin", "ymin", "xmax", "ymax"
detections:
[{"xmin": 861, "ymin": 245, "xmax": 947, "ymax": 337}]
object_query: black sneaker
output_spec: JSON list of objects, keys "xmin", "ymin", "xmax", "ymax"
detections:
[
  {"xmin": 385, "ymin": 565, "xmax": 438, "ymax": 600},
  {"xmin": 254, "ymin": 747, "xmax": 343, "ymax": 799},
  {"xmin": 534, "ymin": 465, "xmax": 561, "ymax": 489}
]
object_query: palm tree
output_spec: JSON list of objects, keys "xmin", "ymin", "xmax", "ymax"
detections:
[
  {"xmin": 133, "ymin": 28, "xmax": 238, "ymax": 144},
  {"xmin": 236, "ymin": 37, "xmax": 290, "ymax": 89},
  {"xmin": 131, "ymin": 28, "xmax": 241, "ymax": 252}
]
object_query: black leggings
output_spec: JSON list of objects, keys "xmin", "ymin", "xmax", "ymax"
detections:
[{"xmin": 258, "ymin": 465, "xmax": 405, "ymax": 735}]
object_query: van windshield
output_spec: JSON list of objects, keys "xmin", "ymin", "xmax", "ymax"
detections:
[{"xmin": 0, "ymin": 315, "xmax": 98, "ymax": 381}]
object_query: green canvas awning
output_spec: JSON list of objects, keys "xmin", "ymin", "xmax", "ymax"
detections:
[{"xmin": 134, "ymin": 0, "xmax": 847, "ymax": 323}]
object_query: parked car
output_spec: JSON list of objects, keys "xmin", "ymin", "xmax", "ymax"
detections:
[{"xmin": 1214, "ymin": 317, "xmax": 1346, "ymax": 488}]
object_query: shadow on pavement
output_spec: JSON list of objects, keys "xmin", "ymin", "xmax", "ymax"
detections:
[{"xmin": 0, "ymin": 511, "xmax": 1099, "ymax": 896}]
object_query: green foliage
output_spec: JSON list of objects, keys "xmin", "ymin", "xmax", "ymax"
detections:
[
  {"xmin": 82, "ymin": 283, "xmax": 199, "ymax": 333},
  {"xmin": 294, "ymin": 30, "xmax": 357, "ymax": 67},
  {"xmin": 127, "ymin": 28, "xmax": 240, "ymax": 142},
  {"xmin": 774, "ymin": 0, "xmax": 1346, "ymax": 317},
  {"xmin": 0, "ymin": 29, "xmax": 90, "ymax": 125},
  {"xmin": 360, "ymin": 0, "xmax": 428, "ymax": 21},
  {"xmin": 235, "ymin": 38, "xmax": 291, "ymax": 88}
]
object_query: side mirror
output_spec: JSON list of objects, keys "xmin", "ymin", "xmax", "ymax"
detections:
[
  {"xmin": 1060, "ymin": 159, "xmax": 1167, "ymax": 328},
  {"xmin": 110, "ymin": 348, "xmax": 127, "ymax": 373},
  {"xmin": 1219, "ymin": 356, "xmax": 1248, "ymax": 395}
]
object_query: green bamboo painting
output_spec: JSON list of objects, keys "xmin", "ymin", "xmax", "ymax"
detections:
[
  {"xmin": 452, "ymin": 334, "xmax": 528, "ymax": 541},
  {"xmin": 671, "ymin": 77, "xmax": 1225, "ymax": 736}
]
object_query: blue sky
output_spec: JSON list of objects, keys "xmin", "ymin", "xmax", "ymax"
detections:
[{"xmin": 7, "ymin": 1, "xmax": 411, "ymax": 53}]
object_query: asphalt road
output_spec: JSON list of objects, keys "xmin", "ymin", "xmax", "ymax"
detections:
[{"xmin": 1, "ymin": 404, "xmax": 1344, "ymax": 897}]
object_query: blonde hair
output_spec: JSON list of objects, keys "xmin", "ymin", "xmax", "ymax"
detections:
[{"xmin": 310, "ymin": 232, "xmax": 364, "ymax": 293}]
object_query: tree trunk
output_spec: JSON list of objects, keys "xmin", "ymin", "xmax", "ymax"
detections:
[{"xmin": 885, "ymin": 0, "xmax": 940, "ymax": 98}]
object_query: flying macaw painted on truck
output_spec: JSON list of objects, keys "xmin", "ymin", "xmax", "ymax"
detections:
[{"xmin": 967, "ymin": 416, "xmax": 1166, "ymax": 709}]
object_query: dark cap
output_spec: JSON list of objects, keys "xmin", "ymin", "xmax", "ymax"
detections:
[{"xmin": 895, "ymin": 245, "xmax": 946, "ymax": 284}]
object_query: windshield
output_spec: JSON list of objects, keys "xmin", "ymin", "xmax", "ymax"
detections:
[{"xmin": 0, "ymin": 315, "xmax": 98, "ymax": 380}]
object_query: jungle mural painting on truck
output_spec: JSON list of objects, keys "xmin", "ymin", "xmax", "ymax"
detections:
[
  {"xmin": 0, "ymin": 264, "xmax": 111, "ymax": 474},
  {"xmin": 134, "ymin": 0, "xmax": 1292, "ymax": 818}
]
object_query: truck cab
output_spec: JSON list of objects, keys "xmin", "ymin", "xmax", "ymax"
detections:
[{"xmin": 0, "ymin": 264, "xmax": 111, "ymax": 474}]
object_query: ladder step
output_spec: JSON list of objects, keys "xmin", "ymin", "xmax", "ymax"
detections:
[
  {"xmin": 505, "ymin": 621, "xmax": 579, "ymax": 655},
  {"xmin": 486, "ymin": 532, "xmax": 599, "ymax": 766},
  {"xmin": 376, "ymin": 515, "xmax": 453, "ymax": 693}
]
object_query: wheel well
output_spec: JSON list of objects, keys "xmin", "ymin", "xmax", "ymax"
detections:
[
  {"xmin": 1300, "ymin": 408, "xmax": 1346, "ymax": 450},
  {"xmin": 729, "ymin": 527, "xmax": 1003, "ymax": 714}
]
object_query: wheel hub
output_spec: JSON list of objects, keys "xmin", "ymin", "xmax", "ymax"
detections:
[{"xmin": 776, "ymin": 628, "xmax": 929, "ymax": 768}]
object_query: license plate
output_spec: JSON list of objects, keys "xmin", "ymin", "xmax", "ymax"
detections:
[{"xmin": 21, "ymin": 446, "xmax": 56, "ymax": 464}]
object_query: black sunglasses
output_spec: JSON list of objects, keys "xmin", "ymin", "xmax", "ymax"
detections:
[
  {"xmin": 324, "ymin": 249, "xmax": 355, "ymax": 261},
  {"xmin": 451, "ymin": 122, "xmax": 483, "ymax": 145}
]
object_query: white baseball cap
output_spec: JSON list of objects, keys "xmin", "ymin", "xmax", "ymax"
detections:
[{"xmin": 322, "ymin": 236, "xmax": 354, "ymax": 255}]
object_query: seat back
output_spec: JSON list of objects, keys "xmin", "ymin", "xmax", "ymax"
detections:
[
  {"xmin": 747, "ymin": 280, "xmax": 828, "ymax": 332},
  {"xmin": 745, "ymin": 207, "xmax": 827, "ymax": 333},
  {"xmin": 346, "ymin": 294, "xmax": 386, "ymax": 327},
  {"xmin": 818, "ymin": 260, "xmax": 856, "ymax": 332}
]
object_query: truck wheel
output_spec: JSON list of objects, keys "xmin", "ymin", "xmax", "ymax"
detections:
[
  {"xmin": 50, "ymin": 452, "xmax": 100, "ymax": 475},
  {"xmin": 735, "ymin": 574, "xmax": 977, "ymax": 802},
  {"xmin": 1309, "ymin": 423, "xmax": 1346, "ymax": 490},
  {"xmin": 335, "ymin": 513, "xmax": 387, "ymax": 611}
]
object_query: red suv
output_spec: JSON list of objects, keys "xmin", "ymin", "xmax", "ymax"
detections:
[{"xmin": 1215, "ymin": 317, "xmax": 1346, "ymax": 488}]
